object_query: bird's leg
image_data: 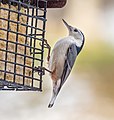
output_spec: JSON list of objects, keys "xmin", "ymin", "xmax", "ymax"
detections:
[
  {"xmin": 30, "ymin": 39, "xmax": 51, "ymax": 62},
  {"xmin": 45, "ymin": 39, "xmax": 51, "ymax": 62},
  {"xmin": 39, "ymin": 39, "xmax": 51, "ymax": 62},
  {"xmin": 34, "ymin": 66, "xmax": 52, "ymax": 76},
  {"xmin": 42, "ymin": 67, "xmax": 52, "ymax": 73}
]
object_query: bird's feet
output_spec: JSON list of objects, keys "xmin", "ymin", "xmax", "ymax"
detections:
[
  {"xmin": 29, "ymin": 37, "xmax": 51, "ymax": 62},
  {"xmin": 39, "ymin": 39, "xmax": 51, "ymax": 62},
  {"xmin": 34, "ymin": 66, "xmax": 52, "ymax": 75}
]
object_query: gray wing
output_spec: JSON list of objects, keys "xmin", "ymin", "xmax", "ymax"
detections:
[{"xmin": 58, "ymin": 44, "xmax": 77, "ymax": 92}]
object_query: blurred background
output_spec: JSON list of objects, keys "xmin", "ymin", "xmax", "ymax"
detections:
[{"xmin": 0, "ymin": 0, "xmax": 114, "ymax": 120}]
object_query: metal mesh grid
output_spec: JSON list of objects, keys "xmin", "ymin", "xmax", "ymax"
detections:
[{"xmin": 0, "ymin": 0, "xmax": 47, "ymax": 91}]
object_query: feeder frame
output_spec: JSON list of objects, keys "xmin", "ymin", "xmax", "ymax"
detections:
[
  {"xmin": 0, "ymin": 0, "xmax": 47, "ymax": 91},
  {"xmin": 0, "ymin": 0, "xmax": 67, "ymax": 91}
]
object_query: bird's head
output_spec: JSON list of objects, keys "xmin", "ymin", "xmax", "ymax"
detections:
[{"xmin": 62, "ymin": 19, "xmax": 85, "ymax": 47}]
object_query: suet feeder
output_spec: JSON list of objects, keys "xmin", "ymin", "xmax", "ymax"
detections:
[{"xmin": 0, "ymin": 0, "xmax": 67, "ymax": 91}]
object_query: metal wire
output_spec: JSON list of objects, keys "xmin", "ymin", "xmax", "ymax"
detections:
[{"xmin": 0, "ymin": 0, "xmax": 47, "ymax": 91}]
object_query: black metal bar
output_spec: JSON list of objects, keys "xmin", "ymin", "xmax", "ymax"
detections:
[
  {"xmin": 0, "ymin": 38, "xmax": 42, "ymax": 52},
  {"xmin": 0, "ymin": 28, "xmax": 45, "ymax": 41},
  {"xmin": 0, "ymin": 79, "xmax": 41, "ymax": 91},
  {"xmin": 0, "ymin": 59, "xmax": 40, "ymax": 71},
  {"xmin": 31, "ymin": 0, "xmax": 39, "ymax": 87},
  {"xmin": 0, "ymin": 49, "xmax": 42, "ymax": 61},
  {"xmin": 39, "ymin": 0, "xmax": 47, "ymax": 91},
  {"xmin": 4, "ymin": 1, "xmax": 11, "ymax": 82},
  {"xmin": 0, "ymin": 70, "xmax": 41, "ymax": 82},
  {"xmin": 0, "ymin": 17, "xmax": 45, "ymax": 32},
  {"xmin": 0, "ymin": 7, "xmax": 46, "ymax": 21},
  {"xmin": 29, "ymin": 7, "xmax": 34, "ymax": 53},
  {"xmin": 13, "ymin": 1, "xmax": 21, "ymax": 83},
  {"xmin": 22, "ymin": 0, "xmax": 30, "ymax": 86}
]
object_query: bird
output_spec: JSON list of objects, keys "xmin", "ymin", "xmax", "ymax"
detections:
[{"xmin": 48, "ymin": 19, "xmax": 85, "ymax": 108}]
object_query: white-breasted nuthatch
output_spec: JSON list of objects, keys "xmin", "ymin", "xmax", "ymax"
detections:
[{"xmin": 48, "ymin": 19, "xmax": 85, "ymax": 108}]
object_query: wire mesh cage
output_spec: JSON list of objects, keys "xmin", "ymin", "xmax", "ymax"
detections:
[{"xmin": 0, "ymin": 0, "xmax": 47, "ymax": 91}]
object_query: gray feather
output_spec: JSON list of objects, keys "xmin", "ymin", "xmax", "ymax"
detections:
[{"xmin": 58, "ymin": 44, "xmax": 77, "ymax": 92}]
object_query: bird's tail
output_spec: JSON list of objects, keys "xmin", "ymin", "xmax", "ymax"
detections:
[
  {"xmin": 48, "ymin": 93, "xmax": 57, "ymax": 108},
  {"xmin": 48, "ymin": 80, "xmax": 61, "ymax": 108}
]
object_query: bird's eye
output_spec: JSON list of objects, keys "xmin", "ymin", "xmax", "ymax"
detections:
[{"xmin": 74, "ymin": 29, "xmax": 78, "ymax": 32}]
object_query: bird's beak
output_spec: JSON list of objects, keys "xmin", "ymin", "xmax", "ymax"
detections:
[{"xmin": 62, "ymin": 19, "xmax": 72, "ymax": 31}]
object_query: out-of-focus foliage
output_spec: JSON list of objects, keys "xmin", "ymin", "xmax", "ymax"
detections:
[{"xmin": 77, "ymin": 40, "xmax": 114, "ymax": 70}]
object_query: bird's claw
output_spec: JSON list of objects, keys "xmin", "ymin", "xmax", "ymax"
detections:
[
  {"xmin": 34, "ymin": 66, "xmax": 45, "ymax": 75},
  {"xmin": 34, "ymin": 66, "xmax": 52, "ymax": 76},
  {"xmin": 39, "ymin": 39, "xmax": 51, "ymax": 62},
  {"xmin": 29, "ymin": 35, "xmax": 51, "ymax": 62}
]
